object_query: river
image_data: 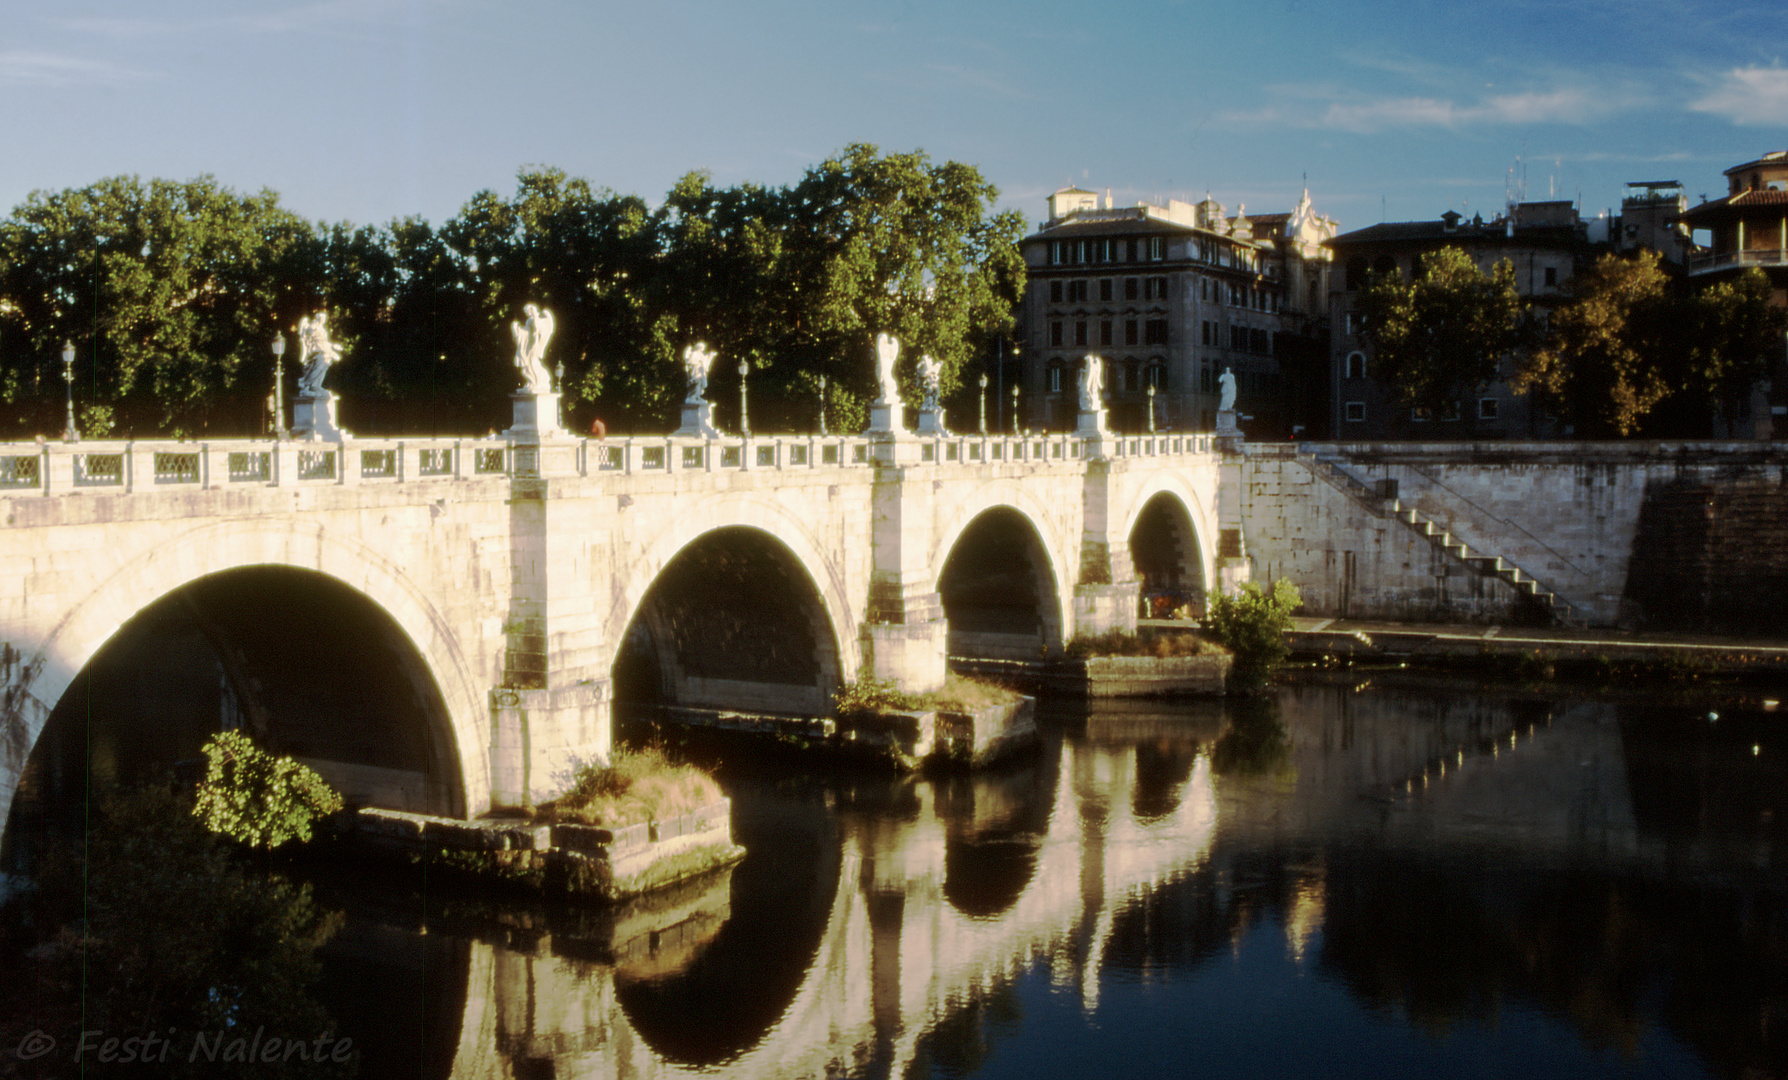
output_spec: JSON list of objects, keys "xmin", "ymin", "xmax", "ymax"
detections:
[
  {"xmin": 286, "ymin": 679, "xmax": 1780, "ymax": 1072},
  {"xmin": 288, "ymin": 675, "xmax": 1785, "ymax": 1079}
]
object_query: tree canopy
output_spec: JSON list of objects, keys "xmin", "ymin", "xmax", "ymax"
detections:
[
  {"xmin": 1511, "ymin": 251, "xmax": 1785, "ymax": 437},
  {"xmin": 0, "ymin": 146, "xmax": 1026, "ymax": 439},
  {"xmin": 1354, "ymin": 246, "xmax": 1524, "ymax": 418}
]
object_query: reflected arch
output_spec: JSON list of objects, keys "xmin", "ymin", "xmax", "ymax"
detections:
[
  {"xmin": 2, "ymin": 518, "xmax": 482, "ymax": 842},
  {"xmin": 1121, "ymin": 475, "xmax": 1215, "ymax": 616},
  {"xmin": 607, "ymin": 496, "xmax": 857, "ymax": 717}
]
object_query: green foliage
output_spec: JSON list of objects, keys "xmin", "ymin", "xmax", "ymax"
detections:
[
  {"xmin": 1204, "ymin": 578, "xmax": 1302, "ymax": 687},
  {"xmin": 834, "ymin": 674, "xmax": 926, "ymax": 714},
  {"xmin": 193, "ymin": 730, "xmax": 343, "ymax": 849},
  {"xmin": 0, "ymin": 151, "xmax": 1026, "ymax": 439},
  {"xmin": 4, "ymin": 783, "xmax": 346, "ymax": 1078},
  {"xmin": 540, "ymin": 744, "xmax": 721, "ymax": 827},
  {"xmin": 1355, "ymin": 246, "xmax": 1524, "ymax": 417}
]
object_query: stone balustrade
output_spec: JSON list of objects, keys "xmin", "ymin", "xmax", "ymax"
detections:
[{"xmin": 0, "ymin": 430, "xmax": 1216, "ymax": 495}]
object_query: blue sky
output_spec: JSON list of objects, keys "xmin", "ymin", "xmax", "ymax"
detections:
[{"xmin": 4, "ymin": 0, "xmax": 1786, "ymax": 235}]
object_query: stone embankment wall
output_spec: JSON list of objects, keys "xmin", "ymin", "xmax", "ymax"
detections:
[{"xmin": 1240, "ymin": 442, "xmax": 1788, "ymax": 630}]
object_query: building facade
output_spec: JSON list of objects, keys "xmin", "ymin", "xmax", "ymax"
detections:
[
  {"xmin": 1325, "ymin": 202, "xmax": 1590, "ymax": 439},
  {"xmin": 1014, "ymin": 187, "xmax": 1334, "ymax": 437}
]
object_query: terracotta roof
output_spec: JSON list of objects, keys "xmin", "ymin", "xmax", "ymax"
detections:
[{"xmin": 1680, "ymin": 188, "xmax": 1788, "ymax": 222}]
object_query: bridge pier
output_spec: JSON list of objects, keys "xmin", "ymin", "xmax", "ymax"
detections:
[
  {"xmin": 489, "ymin": 451, "xmax": 613, "ymax": 810},
  {"xmin": 863, "ymin": 435, "xmax": 949, "ymax": 693},
  {"xmin": 1073, "ymin": 457, "xmax": 1143, "ymax": 639}
]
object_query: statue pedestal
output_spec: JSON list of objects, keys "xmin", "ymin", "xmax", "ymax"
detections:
[
  {"xmin": 292, "ymin": 392, "xmax": 348, "ymax": 441},
  {"xmin": 1216, "ymin": 408, "xmax": 1240, "ymax": 436},
  {"xmin": 915, "ymin": 406, "xmax": 948, "ymax": 436},
  {"xmin": 867, "ymin": 401, "xmax": 905, "ymax": 435},
  {"xmin": 673, "ymin": 399, "xmax": 721, "ymax": 438},
  {"xmin": 505, "ymin": 392, "xmax": 563, "ymax": 441},
  {"xmin": 1076, "ymin": 408, "xmax": 1109, "ymax": 437}
]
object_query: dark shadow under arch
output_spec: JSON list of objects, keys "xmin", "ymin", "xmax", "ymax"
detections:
[
  {"xmin": 613, "ymin": 526, "xmax": 842, "ymax": 719},
  {"xmin": 938, "ymin": 507, "xmax": 1064, "ymax": 660},
  {"xmin": 1129, "ymin": 492, "xmax": 1206, "ymax": 618},
  {"xmin": 3, "ymin": 565, "xmax": 461, "ymax": 879}
]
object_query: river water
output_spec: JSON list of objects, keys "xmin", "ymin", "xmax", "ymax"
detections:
[{"xmin": 290, "ymin": 675, "xmax": 1786, "ymax": 1080}]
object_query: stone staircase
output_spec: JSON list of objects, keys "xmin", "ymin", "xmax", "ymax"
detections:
[{"xmin": 1303, "ymin": 454, "xmax": 1584, "ymax": 627}]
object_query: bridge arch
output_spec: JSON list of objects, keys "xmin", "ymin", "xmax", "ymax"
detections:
[
  {"xmin": 6, "ymin": 518, "xmax": 484, "ymax": 824},
  {"xmin": 605, "ymin": 493, "xmax": 859, "ymax": 716},
  {"xmin": 1120, "ymin": 471, "xmax": 1217, "ymax": 615},
  {"xmin": 931, "ymin": 482, "xmax": 1073, "ymax": 655}
]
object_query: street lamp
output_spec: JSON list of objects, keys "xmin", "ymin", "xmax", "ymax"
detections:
[
  {"xmin": 818, "ymin": 374, "xmax": 828, "ymax": 436},
  {"xmin": 979, "ymin": 374, "xmax": 988, "ymax": 434},
  {"xmin": 738, "ymin": 358, "xmax": 750, "ymax": 436},
  {"xmin": 270, "ymin": 332, "xmax": 286, "ymax": 439},
  {"xmin": 1010, "ymin": 383, "xmax": 1020, "ymax": 435},
  {"xmin": 61, "ymin": 341, "xmax": 78, "ymax": 443},
  {"xmin": 1148, "ymin": 382, "xmax": 1157, "ymax": 434}
]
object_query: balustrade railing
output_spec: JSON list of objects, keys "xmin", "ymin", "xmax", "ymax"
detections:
[{"xmin": 0, "ymin": 429, "xmax": 1216, "ymax": 497}]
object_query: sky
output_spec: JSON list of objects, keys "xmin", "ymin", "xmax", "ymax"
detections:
[{"xmin": 3, "ymin": 0, "xmax": 1787, "ymax": 237}]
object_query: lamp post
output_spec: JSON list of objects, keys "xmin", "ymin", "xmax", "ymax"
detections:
[
  {"xmin": 979, "ymin": 374, "xmax": 988, "ymax": 434},
  {"xmin": 270, "ymin": 332, "xmax": 286, "ymax": 439},
  {"xmin": 1011, "ymin": 383, "xmax": 1020, "ymax": 435},
  {"xmin": 738, "ymin": 359, "xmax": 750, "ymax": 436},
  {"xmin": 818, "ymin": 374, "xmax": 827, "ymax": 436},
  {"xmin": 1148, "ymin": 382, "xmax": 1157, "ymax": 434},
  {"xmin": 61, "ymin": 341, "xmax": 78, "ymax": 443}
]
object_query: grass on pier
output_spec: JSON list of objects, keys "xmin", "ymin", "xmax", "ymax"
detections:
[{"xmin": 538, "ymin": 745, "xmax": 722, "ymax": 829}]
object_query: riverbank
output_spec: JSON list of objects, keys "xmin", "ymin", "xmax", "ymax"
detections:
[{"xmin": 1254, "ymin": 617, "xmax": 1788, "ymax": 681}]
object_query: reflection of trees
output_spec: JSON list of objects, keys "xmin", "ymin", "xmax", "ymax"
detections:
[
  {"xmin": 1211, "ymin": 695, "xmax": 1291, "ymax": 778},
  {"xmin": 1318, "ymin": 857, "xmax": 1788, "ymax": 1076},
  {"xmin": 2, "ymin": 783, "xmax": 346, "ymax": 1079}
]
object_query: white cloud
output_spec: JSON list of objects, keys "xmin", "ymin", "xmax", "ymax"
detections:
[
  {"xmin": 0, "ymin": 51, "xmax": 154, "ymax": 85},
  {"xmin": 1691, "ymin": 66, "xmax": 1788, "ymax": 126},
  {"xmin": 1222, "ymin": 82, "xmax": 1648, "ymax": 133}
]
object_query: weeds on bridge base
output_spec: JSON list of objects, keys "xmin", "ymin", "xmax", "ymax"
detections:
[{"xmin": 537, "ymin": 746, "xmax": 722, "ymax": 830}]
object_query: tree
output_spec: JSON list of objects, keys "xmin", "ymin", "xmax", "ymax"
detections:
[
  {"xmin": 0, "ymin": 175, "xmax": 321, "ymax": 437},
  {"xmin": 1355, "ymin": 246, "xmax": 1523, "ymax": 418},
  {"xmin": 1511, "ymin": 250, "xmax": 1672, "ymax": 437},
  {"xmin": 777, "ymin": 145, "xmax": 1027, "ymax": 425},
  {"xmin": 1506, "ymin": 251, "xmax": 1785, "ymax": 438}
]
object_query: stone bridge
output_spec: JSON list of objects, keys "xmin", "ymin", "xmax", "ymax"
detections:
[{"xmin": 0, "ymin": 429, "xmax": 1223, "ymax": 832}]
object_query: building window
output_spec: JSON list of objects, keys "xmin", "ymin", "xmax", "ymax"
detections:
[
  {"xmin": 1345, "ymin": 256, "xmax": 1368, "ymax": 290},
  {"xmin": 1049, "ymin": 281, "xmax": 1062, "ymax": 304},
  {"xmin": 1100, "ymin": 320, "xmax": 1113, "ymax": 346},
  {"xmin": 1478, "ymin": 397, "xmax": 1499, "ymax": 420},
  {"xmin": 1099, "ymin": 278, "xmax": 1113, "ymax": 302},
  {"xmin": 1126, "ymin": 320, "xmax": 1138, "ymax": 346},
  {"xmin": 1441, "ymin": 400, "xmax": 1461, "ymax": 422},
  {"xmin": 1047, "ymin": 365, "xmax": 1063, "ymax": 393},
  {"xmin": 1125, "ymin": 239, "xmax": 1137, "ymax": 262},
  {"xmin": 1149, "ymin": 236, "xmax": 1166, "ymax": 260},
  {"xmin": 1124, "ymin": 277, "xmax": 1139, "ymax": 300},
  {"xmin": 1050, "ymin": 321, "xmax": 1063, "ymax": 347},
  {"xmin": 1344, "ymin": 311, "xmax": 1363, "ymax": 335},
  {"xmin": 1201, "ymin": 320, "xmax": 1213, "ymax": 346},
  {"xmin": 1125, "ymin": 363, "xmax": 1140, "ymax": 392},
  {"xmin": 1544, "ymin": 266, "xmax": 1557, "ymax": 287},
  {"xmin": 1143, "ymin": 276, "xmax": 1168, "ymax": 300},
  {"xmin": 1249, "ymin": 327, "xmax": 1269, "ymax": 355},
  {"xmin": 1144, "ymin": 319, "xmax": 1169, "ymax": 345},
  {"xmin": 1075, "ymin": 321, "xmax": 1088, "ymax": 346},
  {"xmin": 1069, "ymin": 279, "xmax": 1089, "ymax": 303},
  {"xmin": 1345, "ymin": 401, "xmax": 1366, "ymax": 422},
  {"xmin": 1344, "ymin": 351, "xmax": 1365, "ymax": 379},
  {"xmin": 1411, "ymin": 407, "xmax": 1431, "ymax": 422},
  {"xmin": 1230, "ymin": 325, "xmax": 1247, "ymax": 351},
  {"xmin": 1149, "ymin": 364, "xmax": 1166, "ymax": 390}
]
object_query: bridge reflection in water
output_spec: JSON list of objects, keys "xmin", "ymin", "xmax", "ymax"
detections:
[{"xmin": 322, "ymin": 683, "xmax": 1784, "ymax": 1080}]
